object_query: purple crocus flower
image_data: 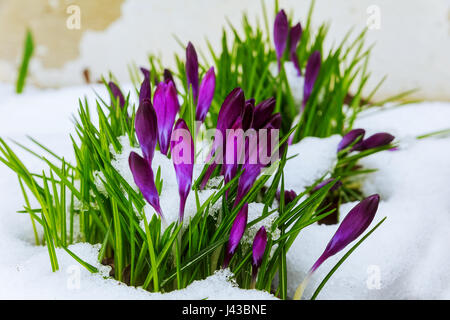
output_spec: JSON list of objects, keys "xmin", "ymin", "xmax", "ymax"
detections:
[
  {"xmin": 139, "ymin": 68, "xmax": 151, "ymax": 105},
  {"xmin": 171, "ymin": 119, "xmax": 194, "ymax": 222},
  {"xmin": 129, "ymin": 151, "xmax": 163, "ymax": 219},
  {"xmin": 303, "ymin": 51, "xmax": 321, "ymax": 107},
  {"xmin": 276, "ymin": 189, "xmax": 297, "ymax": 205},
  {"xmin": 163, "ymin": 69, "xmax": 175, "ymax": 85},
  {"xmin": 274, "ymin": 10, "xmax": 289, "ymax": 70},
  {"xmin": 252, "ymin": 97, "xmax": 276, "ymax": 129},
  {"xmin": 356, "ymin": 133, "xmax": 395, "ymax": 151},
  {"xmin": 337, "ymin": 128, "xmax": 365, "ymax": 152},
  {"xmin": 108, "ymin": 81, "xmax": 125, "ymax": 109},
  {"xmin": 234, "ymin": 159, "xmax": 264, "ymax": 207},
  {"xmin": 135, "ymin": 99, "xmax": 158, "ymax": 162},
  {"xmin": 242, "ymin": 99, "xmax": 255, "ymax": 130},
  {"xmin": 252, "ymin": 226, "xmax": 267, "ymax": 281},
  {"xmin": 199, "ymin": 88, "xmax": 245, "ymax": 189},
  {"xmin": 293, "ymin": 194, "xmax": 380, "ymax": 300},
  {"xmin": 224, "ymin": 117, "xmax": 244, "ymax": 190},
  {"xmin": 186, "ymin": 42, "xmax": 199, "ymax": 100},
  {"xmin": 196, "ymin": 67, "xmax": 216, "ymax": 122},
  {"xmin": 289, "ymin": 23, "xmax": 302, "ymax": 75},
  {"xmin": 223, "ymin": 203, "xmax": 248, "ymax": 268},
  {"xmin": 311, "ymin": 194, "xmax": 380, "ymax": 272},
  {"xmin": 153, "ymin": 81, "xmax": 180, "ymax": 155}
]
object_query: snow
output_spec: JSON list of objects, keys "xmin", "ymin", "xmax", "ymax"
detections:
[{"xmin": 1, "ymin": 83, "xmax": 450, "ymax": 299}]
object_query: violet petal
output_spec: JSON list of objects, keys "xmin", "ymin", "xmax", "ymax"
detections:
[
  {"xmin": 171, "ymin": 119, "xmax": 194, "ymax": 222},
  {"xmin": 223, "ymin": 203, "xmax": 248, "ymax": 268},
  {"xmin": 186, "ymin": 42, "xmax": 199, "ymax": 100},
  {"xmin": 338, "ymin": 128, "xmax": 366, "ymax": 152},
  {"xmin": 311, "ymin": 194, "xmax": 380, "ymax": 272},
  {"xmin": 196, "ymin": 67, "xmax": 216, "ymax": 122},
  {"xmin": 303, "ymin": 51, "xmax": 321, "ymax": 107},
  {"xmin": 356, "ymin": 133, "xmax": 395, "ymax": 151},
  {"xmin": 135, "ymin": 99, "xmax": 158, "ymax": 162},
  {"xmin": 273, "ymin": 10, "xmax": 289, "ymax": 70},
  {"xmin": 252, "ymin": 226, "xmax": 267, "ymax": 268},
  {"xmin": 153, "ymin": 81, "xmax": 180, "ymax": 155},
  {"xmin": 108, "ymin": 81, "xmax": 125, "ymax": 109},
  {"xmin": 129, "ymin": 151, "xmax": 163, "ymax": 218}
]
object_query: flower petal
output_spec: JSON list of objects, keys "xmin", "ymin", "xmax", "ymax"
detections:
[
  {"xmin": 153, "ymin": 81, "xmax": 180, "ymax": 155},
  {"xmin": 252, "ymin": 226, "xmax": 267, "ymax": 268},
  {"xmin": 273, "ymin": 10, "xmax": 289, "ymax": 69},
  {"xmin": 129, "ymin": 151, "xmax": 163, "ymax": 218},
  {"xmin": 108, "ymin": 81, "xmax": 125, "ymax": 109},
  {"xmin": 135, "ymin": 99, "xmax": 158, "ymax": 162},
  {"xmin": 252, "ymin": 97, "xmax": 276, "ymax": 129},
  {"xmin": 196, "ymin": 67, "xmax": 216, "ymax": 122},
  {"xmin": 223, "ymin": 203, "xmax": 248, "ymax": 268},
  {"xmin": 303, "ymin": 51, "xmax": 321, "ymax": 107},
  {"xmin": 337, "ymin": 128, "xmax": 365, "ymax": 152},
  {"xmin": 139, "ymin": 68, "xmax": 152, "ymax": 106},
  {"xmin": 242, "ymin": 99, "xmax": 255, "ymax": 130},
  {"xmin": 311, "ymin": 194, "xmax": 380, "ymax": 272},
  {"xmin": 186, "ymin": 42, "xmax": 199, "ymax": 100},
  {"xmin": 171, "ymin": 119, "xmax": 194, "ymax": 222},
  {"xmin": 224, "ymin": 117, "xmax": 244, "ymax": 189},
  {"xmin": 276, "ymin": 189, "xmax": 297, "ymax": 205},
  {"xmin": 356, "ymin": 133, "xmax": 395, "ymax": 151},
  {"xmin": 289, "ymin": 23, "xmax": 302, "ymax": 75}
]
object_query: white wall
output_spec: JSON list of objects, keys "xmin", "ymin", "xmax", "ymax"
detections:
[{"xmin": 0, "ymin": 0, "xmax": 449, "ymax": 101}]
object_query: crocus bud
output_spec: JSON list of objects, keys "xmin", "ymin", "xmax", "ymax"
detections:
[
  {"xmin": 311, "ymin": 194, "xmax": 380, "ymax": 272},
  {"xmin": 196, "ymin": 67, "xmax": 216, "ymax": 122},
  {"xmin": 140, "ymin": 67, "xmax": 150, "ymax": 80},
  {"xmin": 356, "ymin": 133, "xmax": 395, "ymax": 151},
  {"xmin": 139, "ymin": 68, "xmax": 151, "ymax": 105},
  {"xmin": 163, "ymin": 69, "xmax": 175, "ymax": 85},
  {"xmin": 289, "ymin": 23, "xmax": 302, "ymax": 75},
  {"xmin": 242, "ymin": 99, "xmax": 255, "ymax": 130},
  {"xmin": 276, "ymin": 189, "xmax": 297, "ymax": 205},
  {"xmin": 294, "ymin": 194, "xmax": 380, "ymax": 300},
  {"xmin": 108, "ymin": 81, "xmax": 125, "ymax": 109},
  {"xmin": 273, "ymin": 10, "xmax": 289, "ymax": 70},
  {"xmin": 129, "ymin": 152, "xmax": 163, "ymax": 219},
  {"xmin": 153, "ymin": 81, "xmax": 180, "ymax": 155},
  {"xmin": 171, "ymin": 119, "xmax": 194, "ymax": 222},
  {"xmin": 224, "ymin": 117, "xmax": 244, "ymax": 190},
  {"xmin": 337, "ymin": 128, "xmax": 365, "ymax": 152},
  {"xmin": 251, "ymin": 226, "xmax": 268, "ymax": 282},
  {"xmin": 135, "ymin": 99, "xmax": 158, "ymax": 162},
  {"xmin": 223, "ymin": 204, "xmax": 248, "ymax": 268},
  {"xmin": 303, "ymin": 51, "xmax": 321, "ymax": 107},
  {"xmin": 252, "ymin": 97, "xmax": 276, "ymax": 129},
  {"xmin": 186, "ymin": 42, "xmax": 199, "ymax": 100}
]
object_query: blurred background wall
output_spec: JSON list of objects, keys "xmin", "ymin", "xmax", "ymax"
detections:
[{"xmin": 0, "ymin": 0, "xmax": 448, "ymax": 101}]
